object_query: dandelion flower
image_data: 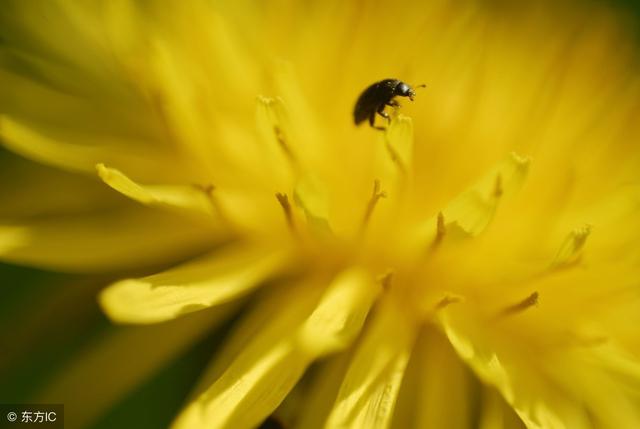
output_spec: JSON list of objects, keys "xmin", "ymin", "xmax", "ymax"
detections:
[{"xmin": 2, "ymin": 1, "xmax": 640, "ymax": 428}]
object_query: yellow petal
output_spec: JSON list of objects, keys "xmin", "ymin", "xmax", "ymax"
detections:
[
  {"xmin": 287, "ymin": 353, "xmax": 353, "ymax": 429},
  {"xmin": 385, "ymin": 115, "xmax": 414, "ymax": 173},
  {"xmin": 293, "ymin": 174, "xmax": 332, "ymax": 234},
  {"xmin": 0, "ymin": 151, "xmax": 121, "ymax": 218},
  {"xmin": 0, "ymin": 0, "xmax": 131, "ymax": 82},
  {"xmin": 443, "ymin": 338, "xmax": 571, "ymax": 428},
  {"xmin": 549, "ymin": 224, "xmax": 592, "ymax": 269},
  {"xmin": 255, "ymin": 95, "xmax": 298, "ymax": 186},
  {"xmin": 392, "ymin": 326, "xmax": 476, "ymax": 429},
  {"xmin": 411, "ymin": 152, "xmax": 530, "ymax": 250},
  {"xmin": 146, "ymin": 39, "xmax": 214, "ymax": 169},
  {"xmin": 439, "ymin": 311, "xmax": 616, "ymax": 429},
  {"xmin": 173, "ymin": 268, "xmax": 379, "ymax": 429},
  {"xmin": 100, "ymin": 242, "xmax": 291, "ymax": 324},
  {"xmin": 186, "ymin": 280, "xmax": 319, "ymax": 399},
  {"xmin": 99, "ymin": 0, "xmax": 140, "ymax": 59},
  {"xmin": 0, "ymin": 58, "xmax": 128, "ymax": 125},
  {"xmin": 172, "ymin": 284, "xmax": 322, "ymax": 429},
  {"xmin": 271, "ymin": 61, "xmax": 326, "ymax": 166},
  {"xmin": 0, "ymin": 115, "xmax": 187, "ymax": 181},
  {"xmin": 0, "ymin": 207, "xmax": 217, "ymax": 272},
  {"xmin": 546, "ymin": 343, "xmax": 640, "ymax": 429},
  {"xmin": 174, "ymin": 339, "xmax": 308, "ymax": 429},
  {"xmin": 0, "ymin": 225, "xmax": 30, "ymax": 255},
  {"xmin": 478, "ymin": 386, "xmax": 527, "ymax": 429},
  {"xmin": 299, "ymin": 268, "xmax": 381, "ymax": 356},
  {"xmin": 326, "ymin": 297, "xmax": 416, "ymax": 429},
  {"xmin": 35, "ymin": 304, "xmax": 235, "ymax": 429},
  {"xmin": 376, "ymin": 115, "xmax": 414, "ymax": 182},
  {"xmin": 371, "ymin": 115, "xmax": 414, "ymax": 206},
  {"xmin": 443, "ymin": 152, "xmax": 530, "ymax": 236},
  {"xmin": 96, "ymin": 163, "xmax": 217, "ymax": 217}
]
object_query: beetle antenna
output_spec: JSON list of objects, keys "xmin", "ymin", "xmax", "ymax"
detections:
[{"xmin": 415, "ymin": 84, "xmax": 427, "ymax": 90}]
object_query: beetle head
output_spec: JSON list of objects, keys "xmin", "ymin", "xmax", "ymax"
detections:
[
  {"xmin": 397, "ymin": 82, "xmax": 426, "ymax": 101},
  {"xmin": 410, "ymin": 84, "xmax": 427, "ymax": 101},
  {"xmin": 396, "ymin": 82, "xmax": 414, "ymax": 99}
]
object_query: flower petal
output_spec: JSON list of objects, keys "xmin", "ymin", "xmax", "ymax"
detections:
[
  {"xmin": 146, "ymin": 39, "xmax": 215, "ymax": 167},
  {"xmin": 443, "ymin": 152, "xmax": 530, "ymax": 236},
  {"xmin": 282, "ymin": 353, "xmax": 353, "ymax": 429},
  {"xmin": 96, "ymin": 163, "xmax": 216, "ymax": 217},
  {"xmin": 255, "ymin": 96, "xmax": 297, "ymax": 184},
  {"xmin": 478, "ymin": 387, "xmax": 527, "ymax": 429},
  {"xmin": 0, "ymin": 115, "xmax": 188, "ymax": 181},
  {"xmin": 35, "ymin": 304, "xmax": 235, "ymax": 429},
  {"xmin": 299, "ymin": 269, "xmax": 381, "ymax": 356},
  {"xmin": 271, "ymin": 61, "xmax": 326, "ymax": 166},
  {"xmin": 173, "ymin": 268, "xmax": 379, "ymax": 429},
  {"xmin": 385, "ymin": 115, "xmax": 414, "ymax": 173},
  {"xmin": 326, "ymin": 297, "xmax": 416, "ymax": 429},
  {"xmin": 0, "ymin": 225, "xmax": 29, "ymax": 255},
  {"xmin": 0, "ymin": 149, "xmax": 120, "ymax": 218},
  {"xmin": 411, "ymin": 152, "xmax": 530, "ymax": 250},
  {"xmin": 0, "ymin": 207, "xmax": 216, "ymax": 272},
  {"xmin": 369, "ymin": 115, "xmax": 415, "ymax": 213},
  {"xmin": 443, "ymin": 322, "xmax": 580, "ymax": 429},
  {"xmin": 392, "ymin": 326, "xmax": 478, "ymax": 429},
  {"xmin": 293, "ymin": 175, "xmax": 332, "ymax": 234},
  {"xmin": 549, "ymin": 224, "xmax": 592, "ymax": 269},
  {"xmin": 440, "ymin": 309, "xmax": 640, "ymax": 429},
  {"xmin": 375, "ymin": 115, "xmax": 414, "ymax": 187},
  {"xmin": 99, "ymin": 242, "xmax": 292, "ymax": 324}
]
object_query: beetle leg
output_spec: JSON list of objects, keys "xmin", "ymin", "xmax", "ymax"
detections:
[
  {"xmin": 377, "ymin": 104, "xmax": 391, "ymax": 124},
  {"xmin": 369, "ymin": 111, "xmax": 386, "ymax": 131},
  {"xmin": 387, "ymin": 99, "xmax": 401, "ymax": 109},
  {"xmin": 378, "ymin": 111, "xmax": 390, "ymax": 121}
]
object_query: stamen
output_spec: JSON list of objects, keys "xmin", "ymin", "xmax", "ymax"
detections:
[
  {"xmin": 360, "ymin": 179, "xmax": 387, "ymax": 233},
  {"xmin": 493, "ymin": 174, "xmax": 503, "ymax": 198},
  {"xmin": 273, "ymin": 126, "xmax": 299, "ymax": 171},
  {"xmin": 499, "ymin": 291, "xmax": 539, "ymax": 317},
  {"xmin": 430, "ymin": 211, "xmax": 446, "ymax": 250},
  {"xmin": 193, "ymin": 183, "xmax": 229, "ymax": 223},
  {"xmin": 550, "ymin": 224, "xmax": 592, "ymax": 269},
  {"xmin": 196, "ymin": 184, "xmax": 216, "ymax": 194},
  {"xmin": 575, "ymin": 335, "xmax": 608, "ymax": 347},
  {"xmin": 435, "ymin": 294, "xmax": 463, "ymax": 310},
  {"xmin": 378, "ymin": 271, "xmax": 394, "ymax": 290},
  {"xmin": 383, "ymin": 135, "xmax": 408, "ymax": 175},
  {"xmin": 276, "ymin": 192, "xmax": 296, "ymax": 234}
]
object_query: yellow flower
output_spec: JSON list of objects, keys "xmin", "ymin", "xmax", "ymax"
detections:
[{"xmin": 2, "ymin": 0, "xmax": 640, "ymax": 428}]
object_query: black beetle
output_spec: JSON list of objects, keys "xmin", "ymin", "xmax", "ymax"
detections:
[{"xmin": 353, "ymin": 79, "xmax": 425, "ymax": 129}]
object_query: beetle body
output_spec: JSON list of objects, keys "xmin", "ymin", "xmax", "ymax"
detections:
[{"xmin": 353, "ymin": 79, "xmax": 419, "ymax": 128}]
